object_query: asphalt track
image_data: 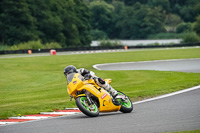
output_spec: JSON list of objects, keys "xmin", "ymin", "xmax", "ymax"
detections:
[
  {"xmin": 93, "ymin": 58, "xmax": 200, "ymax": 73},
  {"xmin": 0, "ymin": 87, "xmax": 200, "ymax": 133}
]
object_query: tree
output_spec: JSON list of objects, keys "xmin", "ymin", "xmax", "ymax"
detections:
[
  {"xmin": 164, "ymin": 14, "xmax": 182, "ymax": 32},
  {"xmin": 73, "ymin": 0, "xmax": 92, "ymax": 46},
  {"xmin": 89, "ymin": 1, "xmax": 115, "ymax": 39},
  {"xmin": 104, "ymin": 0, "xmax": 112, "ymax": 3},
  {"xmin": 176, "ymin": 22, "xmax": 192, "ymax": 33},
  {"xmin": 181, "ymin": 32, "xmax": 200, "ymax": 43},
  {"xmin": 193, "ymin": 15, "xmax": 200, "ymax": 36},
  {"xmin": 112, "ymin": 1, "xmax": 125, "ymax": 14},
  {"xmin": 148, "ymin": 0, "xmax": 170, "ymax": 13},
  {"xmin": 169, "ymin": 0, "xmax": 200, "ymax": 22},
  {"xmin": 110, "ymin": 1, "xmax": 125, "ymax": 38},
  {"xmin": 141, "ymin": 7, "xmax": 166, "ymax": 37},
  {"xmin": 120, "ymin": 0, "xmax": 148, "ymax": 5},
  {"xmin": 117, "ymin": 3, "xmax": 165, "ymax": 39},
  {"xmin": 179, "ymin": 6, "xmax": 196, "ymax": 22},
  {"xmin": 58, "ymin": 0, "xmax": 82, "ymax": 46},
  {"xmin": 26, "ymin": 0, "xmax": 67, "ymax": 45},
  {"xmin": 0, "ymin": 0, "xmax": 38, "ymax": 45},
  {"xmin": 90, "ymin": 29, "xmax": 108, "ymax": 40},
  {"xmin": 0, "ymin": 0, "xmax": 92, "ymax": 47}
]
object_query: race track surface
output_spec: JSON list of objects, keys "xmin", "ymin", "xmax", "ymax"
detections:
[
  {"xmin": 0, "ymin": 87, "xmax": 200, "ymax": 133},
  {"xmin": 94, "ymin": 58, "xmax": 200, "ymax": 73}
]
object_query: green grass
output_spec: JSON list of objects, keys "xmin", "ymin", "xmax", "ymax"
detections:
[{"xmin": 0, "ymin": 48, "xmax": 200, "ymax": 119}]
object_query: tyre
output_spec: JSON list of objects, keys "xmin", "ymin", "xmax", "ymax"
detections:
[
  {"xmin": 76, "ymin": 96, "xmax": 99, "ymax": 117},
  {"xmin": 117, "ymin": 91, "xmax": 133, "ymax": 113}
]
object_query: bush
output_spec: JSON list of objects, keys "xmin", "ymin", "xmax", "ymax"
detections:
[
  {"xmin": 148, "ymin": 32, "xmax": 182, "ymax": 39},
  {"xmin": 90, "ymin": 30, "xmax": 108, "ymax": 40},
  {"xmin": 181, "ymin": 32, "xmax": 200, "ymax": 43},
  {"xmin": 8, "ymin": 45, "xmax": 19, "ymax": 50},
  {"xmin": 0, "ymin": 45, "xmax": 8, "ymax": 51},
  {"xmin": 8, "ymin": 40, "xmax": 44, "ymax": 50},
  {"xmin": 176, "ymin": 22, "xmax": 192, "ymax": 33},
  {"xmin": 28, "ymin": 40, "xmax": 44, "ymax": 49},
  {"xmin": 193, "ymin": 15, "xmax": 200, "ymax": 36},
  {"xmin": 6, "ymin": 40, "xmax": 62, "ymax": 50},
  {"xmin": 45, "ymin": 42, "xmax": 62, "ymax": 49},
  {"xmin": 99, "ymin": 40, "xmax": 123, "ymax": 46}
]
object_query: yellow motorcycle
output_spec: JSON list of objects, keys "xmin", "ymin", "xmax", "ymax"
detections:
[{"xmin": 67, "ymin": 73, "xmax": 133, "ymax": 117}]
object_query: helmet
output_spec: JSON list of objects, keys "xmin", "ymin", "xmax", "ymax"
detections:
[{"xmin": 64, "ymin": 65, "xmax": 77, "ymax": 75}]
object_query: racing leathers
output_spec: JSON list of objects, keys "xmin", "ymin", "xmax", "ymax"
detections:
[{"xmin": 78, "ymin": 68, "xmax": 118, "ymax": 98}]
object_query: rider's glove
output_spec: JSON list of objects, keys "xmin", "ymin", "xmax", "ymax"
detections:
[{"xmin": 84, "ymin": 74, "xmax": 91, "ymax": 80}]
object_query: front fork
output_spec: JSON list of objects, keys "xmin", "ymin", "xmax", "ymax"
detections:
[
  {"xmin": 83, "ymin": 90, "xmax": 93, "ymax": 105},
  {"xmin": 74, "ymin": 89, "xmax": 93, "ymax": 105}
]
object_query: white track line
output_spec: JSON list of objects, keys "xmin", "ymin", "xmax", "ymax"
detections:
[
  {"xmin": 40, "ymin": 112, "xmax": 78, "ymax": 115},
  {"xmin": 132, "ymin": 85, "xmax": 200, "ymax": 105},
  {"xmin": 9, "ymin": 116, "xmax": 49, "ymax": 120},
  {"xmin": 0, "ymin": 122, "xmax": 18, "ymax": 125},
  {"xmin": 64, "ymin": 108, "xmax": 79, "ymax": 110}
]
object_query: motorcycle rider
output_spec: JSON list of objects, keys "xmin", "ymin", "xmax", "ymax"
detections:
[{"xmin": 64, "ymin": 65, "xmax": 119, "ymax": 102}]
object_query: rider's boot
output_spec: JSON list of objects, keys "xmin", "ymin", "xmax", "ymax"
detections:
[
  {"xmin": 94, "ymin": 77, "xmax": 120, "ymax": 105},
  {"xmin": 103, "ymin": 83, "xmax": 120, "ymax": 106}
]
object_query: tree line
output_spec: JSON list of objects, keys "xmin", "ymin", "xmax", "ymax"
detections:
[
  {"xmin": 0, "ymin": 0, "xmax": 200, "ymax": 48},
  {"xmin": 0, "ymin": 0, "xmax": 91, "ymax": 47},
  {"xmin": 88, "ymin": 0, "xmax": 200, "ymax": 41}
]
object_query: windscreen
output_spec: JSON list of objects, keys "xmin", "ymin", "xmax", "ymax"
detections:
[
  {"xmin": 65, "ymin": 73, "xmax": 75, "ymax": 84},
  {"xmin": 65, "ymin": 73, "xmax": 84, "ymax": 84}
]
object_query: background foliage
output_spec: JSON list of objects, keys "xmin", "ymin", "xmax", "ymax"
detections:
[
  {"xmin": 0, "ymin": 0, "xmax": 200, "ymax": 48},
  {"xmin": 0, "ymin": 0, "xmax": 91, "ymax": 47}
]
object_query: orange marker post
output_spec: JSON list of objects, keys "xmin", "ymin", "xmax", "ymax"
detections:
[
  {"xmin": 28, "ymin": 50, "xmax": 32, "ymax": 54},
  {"xmin": 124, "ymin": 46, "xmax": 128, "ymax": 50}
]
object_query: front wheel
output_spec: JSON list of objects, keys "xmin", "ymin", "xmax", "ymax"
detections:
[
  {"xmin": 76, "ymin": 96, "xmax": 99, "ymax": 117},
  {"xmin": 117, "ymin": 91, "xmax": 133, "ymax": 113}
]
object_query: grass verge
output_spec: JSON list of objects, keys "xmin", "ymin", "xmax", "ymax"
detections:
[{"xmin": 0, "ymin": 47, "xmax": 200, "ymax": 119}]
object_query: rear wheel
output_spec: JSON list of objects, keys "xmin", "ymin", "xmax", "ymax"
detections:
[
  {"xmin": 117, "ymin": 92, "xmax": 133, "ymax": 113},
  {"xmin": 76, "ymin": 96, "xmax": 99, "ymax": 117}
]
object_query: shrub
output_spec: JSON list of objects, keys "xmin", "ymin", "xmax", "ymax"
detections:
[
  {"xmin": 0, "ymin": 45, "xmax": 8, "ymax": 51},
  {"xmin": 176, "ymin": 22, "xmax": 192, "ymax": 33},
  {"xmin": 193, "ymin": 15, "xmax": 200, "ymax": 36},
  {"xmin": 27, "ymin": 40, "xmax": 44, "ymax": 49},
  {"xmin": 6, "ymin": 40, "xmax": 62, "ymax": 50},
  {"xmin": 90, "ymin": 30, "xmax": 108, "ymax": 40},
  {"xmin": 44, "ymin": 42, "xmax": 62, "ymax": 49},
  {"xmin": 99, "ymin": 40, "xmax": 123, "ymax": 46},
  {"xmin": 8, "ymin": 40, "xmax": 44, "ymax": 50},
  {"xmin": 181, "ymin": 32, "xmax": 200, "ymax": 43},
  {"xmin": 148, "ymin": 32, "xmax": 182, "ymax": 39},
  {"xmin": 8, "ymin": 45, "xmax": 20, "ymax": 50}
]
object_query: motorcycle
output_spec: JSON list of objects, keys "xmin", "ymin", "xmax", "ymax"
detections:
[{"xmin": 67, "ymin": 73, "xmax": 133, "ymax": 117}]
